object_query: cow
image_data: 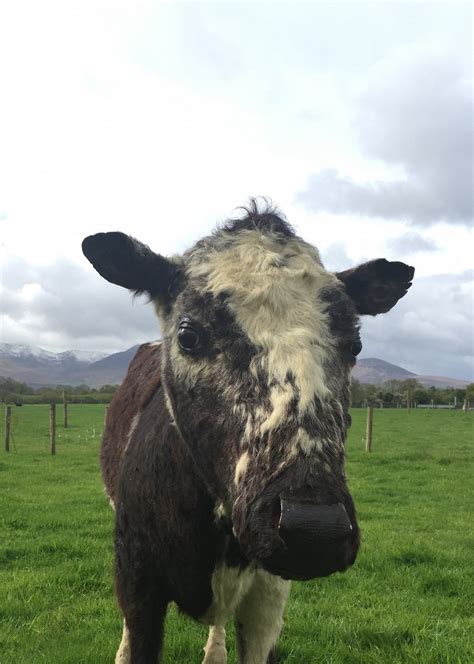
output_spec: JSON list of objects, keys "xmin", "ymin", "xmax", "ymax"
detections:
[{"xmin": 82, "ymin": 201, "xmax": 414, "ymax": 664}]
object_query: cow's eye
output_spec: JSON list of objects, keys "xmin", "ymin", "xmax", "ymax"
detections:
[
  {"xmin": 351, "ymin": 338, "xmax": 362, "ymax": 356},
  {"xmin": 178, "ymin": 320, "xmax": 201, "ymax": 352}
]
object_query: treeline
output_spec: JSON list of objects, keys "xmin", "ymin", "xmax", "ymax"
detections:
[
  {"xmin": 351, "ymin": 378, "xmax": 474, "ymax": 408},
  {"xmin": 0, "ymin": 377, "xmax": 119, "ymax": 405},
  {"xmin": 1, "ymin": 375, "xmax": 473, "ymax": 408}
]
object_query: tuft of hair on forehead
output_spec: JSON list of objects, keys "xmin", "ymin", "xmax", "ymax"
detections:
[
  {"xmin": 185, "ymin": 198, "xmax": 301, "ymax": 267},
  {"xmin": 221, "ymin": 197, "xmax": 296, "ymax": 240}
]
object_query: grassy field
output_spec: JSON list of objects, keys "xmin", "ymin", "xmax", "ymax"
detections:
[{"xmin": 0, "ymin": 405, "xmax": 473, "ymax": 663}]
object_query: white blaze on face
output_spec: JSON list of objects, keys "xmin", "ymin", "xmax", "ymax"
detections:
[{"xmin": 189, "ymin": 231, "xmax": 340, "ymax": 431}]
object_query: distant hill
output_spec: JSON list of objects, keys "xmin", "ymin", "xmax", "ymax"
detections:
[
  {"xmin": 71, "ymin": 346, "xmax": 141, "ymax": 386},
  {"xmin": 409, "ymin": 374, "xmax": 470, "ymax": 389},
  {"xmin": 353, "ymin": 358, "xmax": 470, "ymax": 389},
  {"xmin": 352, "ymin": 358, "xmax": 416, "ymax": 384},
  {"xmin": 0, "ymin": 343, "xmax": 470, "ymax": 389},
  {"xmin": 0, "ymin": 342, "xmax": 139, "ymax": 388}
]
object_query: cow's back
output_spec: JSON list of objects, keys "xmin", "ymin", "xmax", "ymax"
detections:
[{"xmin": 101, "ymin": 341, "xmax": 163, "ymax": 505}]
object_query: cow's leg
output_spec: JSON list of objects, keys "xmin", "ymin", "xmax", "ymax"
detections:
[
  {"xmin": 115, "ymin": 620, "xmax": 131, "ymax": 663},
  {"xmin": 202, "ymin": 625, "xmax": 227, "ymax": 664},
  {"xmin": 234, "ymin": 571, "xmax": 291, "ymax": 664},
  {"xmin": 117, "ymin": 594, "xmax": 167, "ymax": 664},
  {"xmin": 115, "ymin": 556, "xmax": 167, "ymax": 664}
]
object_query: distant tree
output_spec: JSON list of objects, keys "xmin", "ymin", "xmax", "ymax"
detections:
[
  {"xmin": 413, "ymin": 387, "xmax": 430, "ymax": 405},
  {"xmin": 347, "ymin": 379, "xmax": 472, "ymax": 409},
  {"xmin": 365, "ymin": 384, "xmax": 378, "ymax": 405},
  {"xmin": 464, "ymin": 384, "xmax": 474, "ymax": 409},
  {"xmin": 350, "ymin": 379, "xmax": 366, "ymax": 405},
  {"xmin": 0, "ymin": 376, "xmax": 34, "ymax": 401},
  {"xmin": 398, "ymin": 378, "xmax": 423, "ymax": 392},
  {"xmin": 74, "ymin": 384, "xmax": 91, "ymax": 394},
  {"xmin": 99, "ymin": 384, "xmax": 119, "ymax": 394},
  {"xmin": 454, "ymin": 388, "xmax": 466, "ymax": 403}
]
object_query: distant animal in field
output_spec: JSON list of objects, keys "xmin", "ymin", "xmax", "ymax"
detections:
[{"xmin": 82, "ymin": 200, "xmax": 415, "ymax": 664}]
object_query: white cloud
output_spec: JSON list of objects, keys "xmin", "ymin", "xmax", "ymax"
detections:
[
  {"xmin": 360, "ymin": 271, "xmax": 474, "ymax": 381},
  {"xmin": 1, "ymin": 257, "xmax": 159, "ymax": 353},
  {"xmin": 0, "ymin": 1, "xmax": 472, "ymax": 380},
  {"xmin": 298, "ymin": 46, "xmax": 473, "ymax": 225},
  {"xmin": 387, "ymin": 233, "xmax": 438, "ymax": 255}
]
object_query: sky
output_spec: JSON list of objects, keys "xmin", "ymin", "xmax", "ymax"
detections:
[{"xmin": 0, "ymin": 0, "xmax": 472, "ymax": 380}]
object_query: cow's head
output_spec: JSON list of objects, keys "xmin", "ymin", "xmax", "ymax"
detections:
[{"xmin": 82, "ymin": 202, "xmax": 414, "ymax": 581}]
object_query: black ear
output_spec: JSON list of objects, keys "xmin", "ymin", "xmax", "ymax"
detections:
[
  {"xmin": 336, "ymin": 258, "xmax": 415, "ymax": 315},
  {"xmin": 82, "ymin": 232, "xmax": 181, "ymax": 303}
]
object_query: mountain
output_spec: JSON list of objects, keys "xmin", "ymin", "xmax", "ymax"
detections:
[
  {"xmin": 0, "ymin": 343, "xmax": 470, "ymax": 389},
  {"xmin": 0, "ymin": 343, "xmax": 107, "ymax": 365},
  {"xmin": 353, "ymin": 358, "xmax": 470, "ymax": 389},
  {"xmin": 70, "ymin": 346, "xmax": 141, "ymax": 387},
  {"xmin": 0, "ymin": 342, "xmax": 133, "ymax": 388},
  {"xmin": 353, "ymin": 358, "xmax": 416, "ymax": 384}
]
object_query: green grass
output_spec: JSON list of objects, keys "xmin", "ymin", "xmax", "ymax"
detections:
[{"xmin": 1, "ymin": 405, "xmax": 473, "ymax": 663}]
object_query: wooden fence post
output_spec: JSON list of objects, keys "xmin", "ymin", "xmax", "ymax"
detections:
[
  {"xmin": 365, "ymin": 406, "xmax": 373, "ymax": 453},
  {"xmin": 104, "ymin": 406, "xmax": 108, "ymax": 428},
  {"xmin": 4, "ymin": 406, "xmax": 11, "ymax": 452},
  {"xmin": 406, "ymin": 391, "xmax": 411, "ymax": 412},
  {"xmin": 50, "ymin": 403, "xmax": 56, "ymax": 455},
  {"xmin": 63, "ymin": 390, "xmax": 68, "ymax": 428}
]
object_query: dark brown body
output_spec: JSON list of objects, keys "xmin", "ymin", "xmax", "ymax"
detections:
[{"xmin": 102, "ymin": 342, "xmax": 267, "ymax": 662}]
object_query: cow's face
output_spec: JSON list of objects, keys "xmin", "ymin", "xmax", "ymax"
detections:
[{"xmin": 82, "ymin": 203, "xmax": 414, "ymax": 581}]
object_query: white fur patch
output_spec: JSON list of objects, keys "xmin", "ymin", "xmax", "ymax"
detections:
[
  {"xmin": 293, "ymin": 427, "xmax": 317, "ymax": 456},
  {"xmin": 234, "ymin": 451, "xmax": 250, "ymax": 486},
  {"xmin": 202, "ymin": 626, "xmax": 227, "ymax": 664},
  {"xmin": 148, "ymin": 340, "xmax": 163, "ymax": 347},
  {"xmin": 164, "ymin": 390, "xmax": 176, "ymax": 423},
  {"xmin": 187, "ymin": 231, "xmax": 339, "ymax": 431},
  {"xmin": 202, "ymin": 565, "xmax": 256, "ymax": 627},
  {"xmin": 123, "ymin": 412, "xmax": 141, "ymax": 456},
  {"xmin": 236, "ymin": 570, "xmax": 291, "ymax": 664},
  {"xmin": 214, "ymin": 502, "xmax": 228, "ymax": 520},
  {"xmin": 201, "ymin": 565, "xmax": 290, "ymax": 664},
  {"xmin": 115, "ymin": 620, "xmax": 130, "ymax": 664}
]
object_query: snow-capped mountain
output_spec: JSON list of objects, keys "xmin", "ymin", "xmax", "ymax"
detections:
[
  {"xmin": 0, "ymin": 342, "xmax": 118, "ymax": 386},
  {"xmin": 0, "ymin": 343, "xmax": 107, "ymax": 364},
  {"xmin": 56, "ymin": 349, "xmax": 108, "ymax": 363}
]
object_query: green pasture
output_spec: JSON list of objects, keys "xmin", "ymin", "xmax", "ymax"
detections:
[{"xmin": 1, "ymin": 405, "xmax": 473, "ymax": 663}]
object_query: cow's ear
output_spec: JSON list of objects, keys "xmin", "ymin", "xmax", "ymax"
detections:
[
  {"xmin": 82, "ymin": 232, "xmax": 181, "ymax": 303},
  {"xmin": 336, "ymin": 258, "xmax": 415, "ymax": 315}
]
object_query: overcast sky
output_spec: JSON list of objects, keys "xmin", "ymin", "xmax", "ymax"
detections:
[{"xmin": 0, "ymin": 1, "xmax": 472, "ymax": 380}]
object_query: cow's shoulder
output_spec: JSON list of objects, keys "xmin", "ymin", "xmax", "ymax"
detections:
[{"xmin": 101, "ymin": 341, "xmax": 163, "ymax": 503}]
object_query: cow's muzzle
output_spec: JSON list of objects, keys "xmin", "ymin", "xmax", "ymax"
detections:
[{"xmin": 260, "ymin": 499, "xmax": 359, "ymax": 581}]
